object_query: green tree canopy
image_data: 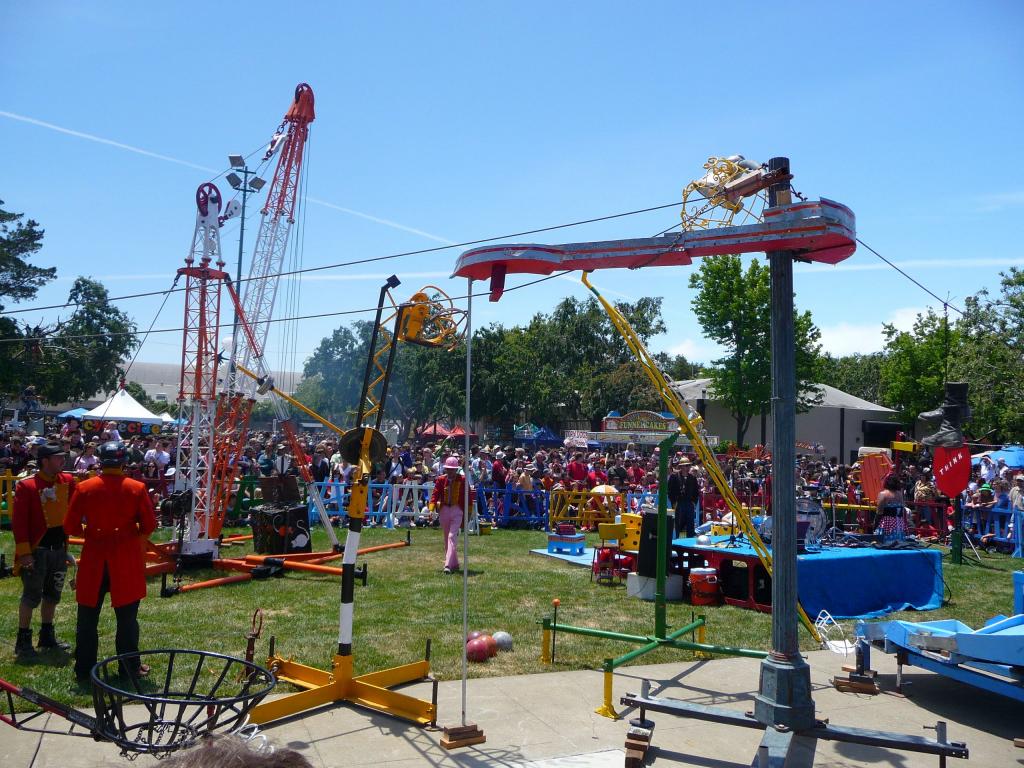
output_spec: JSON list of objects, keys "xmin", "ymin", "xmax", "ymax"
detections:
[
  {"xmin": 818, "ymin": 352, "xmax": 884, "ymax": 405},
  {"xmin": 0, "ymin": 201, "xmax": 55, "ymax": 311},
  {"xmin": 688, "ymin": 254, "xmax": 822, "ymax": 445},
  {"xmin": 34, "ymin": 278, "xmax": 138, "ymax": 403},
  {"xmin": 0, "ymin": 202, "xmax": 136, "ymax": 406},
  {"xmin": 949, "ymin": 268, "xmax": 1023, "ymax": 441},
  {"xmin": 878, "ymin": 309, "xmax": 957, "ymax": 422}
]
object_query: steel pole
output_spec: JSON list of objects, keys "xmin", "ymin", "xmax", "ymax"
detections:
[
  {"xmin": 461, "ymin": 277, "xmax": 472, "ymax": 726},
  {"xmin": 754, "ymin": 156, "xmax": 815, "ymax": 731},
  {"xmin": 228, "ymin": 173, "xmax": 249, "ymax": 394},
  {"xmin": 655, "ymin": 432, "xmax": 678, "ymax": 639}
]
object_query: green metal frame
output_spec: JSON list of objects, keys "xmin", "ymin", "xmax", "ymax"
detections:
[{"xmin": 539, "ymin": 433, "xmax": 766, "ymax": 718}]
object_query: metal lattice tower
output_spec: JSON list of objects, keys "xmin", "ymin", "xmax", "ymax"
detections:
[
  {"xmin": 208, "ymin": 84, "xmax": 316, "ymax": 532},
  {"xmin": 175, "ymin": 183, "xmax": 232, "ymax": 556}
]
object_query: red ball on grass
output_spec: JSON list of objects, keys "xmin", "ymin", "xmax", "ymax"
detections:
[
  {"xmin": 481, "ymin": 634, "xmax": 498, "ymax": 657},
  {"xmin": 466, "ymin": 637, "xmax": 490, "ymax": 663}
]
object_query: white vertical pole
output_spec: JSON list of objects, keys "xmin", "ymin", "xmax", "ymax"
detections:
[{"xmin": 461, "ymin": 277, "xmax": 473, "ymax": 726}]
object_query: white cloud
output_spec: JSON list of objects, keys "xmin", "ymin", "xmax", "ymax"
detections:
[
  {"xmin": 664, "ymin": 337, "xmax": 724, "ymax": 364},
  {"xmin": 818, "ymin": 306, "xmax": 924, "ymax": 356},
  {"xmin": 796, "ymin": 257, "xmax": 1020, "ymax": 275},
  {"xmin": 304, "ymin": 197, "xmax": 455, "ymax": 244},
  {"xmin": 974, "ymin": 190, "xmax": 1024, "ymax": 213},
  {"xmin": 0, "ymin": 110, "xmax": 455, "ymax": 244},
  {"xmin": 559, "ymin": 274, "xmax": 636, "ymax": 301}
]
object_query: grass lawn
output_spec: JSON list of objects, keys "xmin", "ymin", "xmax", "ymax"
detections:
[{"xmin": 0, "ymin": 523, "xmax": 1020, "ymax": 712}]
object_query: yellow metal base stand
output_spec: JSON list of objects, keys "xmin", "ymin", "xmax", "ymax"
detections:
[{"xmin": 249, "ymin": 649, "xmax": 437, "ymax": 727}]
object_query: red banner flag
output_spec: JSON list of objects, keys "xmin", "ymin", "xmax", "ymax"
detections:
[{"xmin": 933, "ymin": 445, "xmax": 971, "ymax": 498}]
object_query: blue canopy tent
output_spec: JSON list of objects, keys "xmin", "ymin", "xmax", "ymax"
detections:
[
  {"xmin": 513, "ymin": 424, "xmax": 562, "ymax": 447},
  {"xmin": 58, "ymin": 407, "xmax": 88, "ymax": 419},
  {"xmin": 972, "ymin": 445, "xmax": 1024, "ymax": 469}
]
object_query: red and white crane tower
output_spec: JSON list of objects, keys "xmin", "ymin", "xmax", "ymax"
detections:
[
  {"xmin": 173, "ymin": 183, "xmax": 242, "ymax": 557},
  {"xmin": 171, "ymin": 84, "xmax": 316, "ymax": 558},
  {"xmin": 207, "ymin": 83, "xmax": 316, "ymax": 546}
]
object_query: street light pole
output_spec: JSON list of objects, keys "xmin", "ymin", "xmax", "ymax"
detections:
[{"xmin": 225, "ymin": 157, "xmax": 265, "ymax": 393}]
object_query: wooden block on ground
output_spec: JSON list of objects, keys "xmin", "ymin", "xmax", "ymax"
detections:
[
  {"xmin": 832, "ymin": 677, "xmax": 879, "ymax": 695},
  {"xmin": 443, "ymin": 723, "xmax": 480, "ymax": 738},
  {"xmin": 624, "ymin": 747, "xmax": 646, "ymax": 768},
  {"xmin": 624, "ymin": 737, "xmax": 649, "ymax": 754},
  {"xmin": 441, "ymin": 723, "xmax": 486, "ymax": 749},
  {"xmin": 1014, "ymin": 737, "xmax": 1024, "ymax": 748}
]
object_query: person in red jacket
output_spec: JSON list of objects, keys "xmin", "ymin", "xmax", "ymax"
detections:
[
  {"xmin": 429, "ymin": 456, "xmax": 473, "ymax": 574},
  {"xmin": 12, "ymin": 443, "xmax": 76, "ymax": 658},
  {"xmin": 64, "ymin": 441, "xmax": 157, "ymax": 682},
  {"xmin": 565, "ymin": 452, "xmax": 589, "ymax": 488}
]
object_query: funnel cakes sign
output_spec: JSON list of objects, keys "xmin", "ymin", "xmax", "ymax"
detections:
[{"xmin": 602, "ymin": 410, "xmax": 677, "ymax": 434}]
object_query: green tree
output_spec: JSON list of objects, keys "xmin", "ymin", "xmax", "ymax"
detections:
[
  {"xmin": 878, "ymin": 309, "xmax": 958, "ymax": 425},
  {"xmin": 0, "ymin": 201, "xmax": 55, "ymax": 309},
  {"xmin": 0, "ymin": 200, "xmax": 58, "ymax": 400},
  {"xmin": 123, "ymin": 380, "xmax": 170, "ymax": 414},
  {"xmin": 302, "ymin": 322, "xmax": 373, "ymax": 423},
  {"xmin": 950, "ymin": 269, "xmax": 1023, "ymax": 441},
  {"xmin": 654, "ymin": 351, "xmax": 698, "ymax": 382},
  {"xmin": 34, "ymin": 278, "xmax": 138, "ymax": 403},
  {"xmin": 818, "ymin": 352, "xmax": 884, "ymax": 404},
  {"xmin": 688, "ymin": 254, "xmax": 822, "ymax": 445}
]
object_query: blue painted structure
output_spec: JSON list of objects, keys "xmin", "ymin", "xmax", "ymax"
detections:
[{"xmin": 858, "ymin": 611, "xmax": 1024, "ymax": 703}]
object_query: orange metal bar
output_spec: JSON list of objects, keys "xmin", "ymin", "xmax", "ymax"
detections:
[
  {"xmin": 145, "ymin": 561, "xmax": 176, "ymax": 577},
  {"xmin": 307, "ymin": 540, "xmax": 409, "ymax": 564},
  {"xmin": 243, "ymin": 551, "xmax": 335, "ymax": 562},
  {"xmin": 274, "ymin": 560, "xmax": 343, "ymax": 576},
  {"xmin": 213, "ymin": 558, "xmax": 259, "ymax": 573},
  {"xmin": 177, "ymin": 573, "xmax": 253, "ymax": 592}
]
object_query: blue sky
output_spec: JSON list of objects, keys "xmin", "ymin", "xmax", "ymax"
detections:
[{"xmin": 2, "ymin": 2, "xmax": 1022, "ymax": 378}]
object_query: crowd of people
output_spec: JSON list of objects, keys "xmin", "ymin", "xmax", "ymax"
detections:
[
  {"xmin": 5, "ymin": 416, "xmax": 1023, "ymax": 541},
  {"xmin": 6, "ymin": 412, "xmax": 1024, "ymax": 671}
]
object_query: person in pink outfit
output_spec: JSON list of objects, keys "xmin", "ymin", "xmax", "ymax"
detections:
[{"xmin": 429, "ymin": 456, "xmax": 473, "ymax": 573}]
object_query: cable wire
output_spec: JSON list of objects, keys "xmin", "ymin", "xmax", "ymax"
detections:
[
  {"xmin": 0, "ymin": 200, "xmax": 683, "ymax": 316},
  {"xmin": 0, "ymin": 271, "xmax": 570, "ymax": 345},
  {"xmin": 856, "ymin": 237, "xmax": 964, "ymax": 315}
]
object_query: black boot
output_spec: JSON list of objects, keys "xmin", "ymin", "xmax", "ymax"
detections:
[
  {"xmin": 15, "ymin": 628, "xmax": 37, "ymax": 659},
  {"xmin": 38, "ymin": 623, "xmax": 70, "ymax": 651},
  {"xmin": 919, "ymin": 383, "xmax": 971, "ymax": 448}
]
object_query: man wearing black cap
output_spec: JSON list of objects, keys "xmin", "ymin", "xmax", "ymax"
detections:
[
  {"xmin": 64, "ymin": 441, "xmax": 157, "ymax": 682},
  {"xmin": 12, "ymin": 443, "xmax": 76, "ymax": 658}
]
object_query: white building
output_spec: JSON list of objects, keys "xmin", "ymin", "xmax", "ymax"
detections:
[{"xmin": 670, "ymin": 378, "xmax": 901, "ymax": 463}]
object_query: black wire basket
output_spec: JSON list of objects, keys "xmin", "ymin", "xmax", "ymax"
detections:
[{"xmin": 90, "ymin": 649, "xmax": 275, "ymax": 757}]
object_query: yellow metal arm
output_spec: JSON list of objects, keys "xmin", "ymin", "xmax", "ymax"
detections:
[
  {"xmin": 233, "ymin": 362, "xmax": 346, "ymax": 437},
  {"xmin": 580, "ymin": 272, "xmax": 820, "ymax": 643}
]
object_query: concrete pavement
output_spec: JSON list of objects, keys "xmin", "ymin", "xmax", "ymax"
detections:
[{"xmin": 1, "ymin": 649, "xmax": 1019, "ymax": 766}]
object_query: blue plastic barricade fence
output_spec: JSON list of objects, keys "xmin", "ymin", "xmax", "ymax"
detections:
[
  {"xmin": 390, "ymin": 482, "xmax": 433, "ymax": 527},
  {"xmin": 478, "ymin": 484, "xmax": 548, "ymax": 529},
  {"xmin": 306, "ymin": 481, "xmax": 394, "ymax": 528},
  {"xmin": 367, "ymin": 482, "xmax": 394, "ymax": 527},
  {"xmin": 980, "ymin": 501, "xmax": 1015, "ymax": 549},
  {"xmin": 1015, "ymin": 512, "xmax": 1023, "ymax": 559},
  {"xmin": 626, "ymin": 489, "xmax": 657, "ymax": 513},
  {"xmin": 475, "ymin": 485, "xmax": 503, "ymax": 525},
  {"xmin": 307, "ymin": 481, "xmax": 348, "ymax": 525}
]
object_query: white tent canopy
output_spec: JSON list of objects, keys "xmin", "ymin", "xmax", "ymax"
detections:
[{"xmin": 82, "ymin": 388, "xmax": 165, "ymax": 426}]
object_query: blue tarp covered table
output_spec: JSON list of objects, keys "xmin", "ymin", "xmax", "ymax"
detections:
[{"xmin": 673, "ymin": 536, "xmax": 944, "ymax": 619}]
